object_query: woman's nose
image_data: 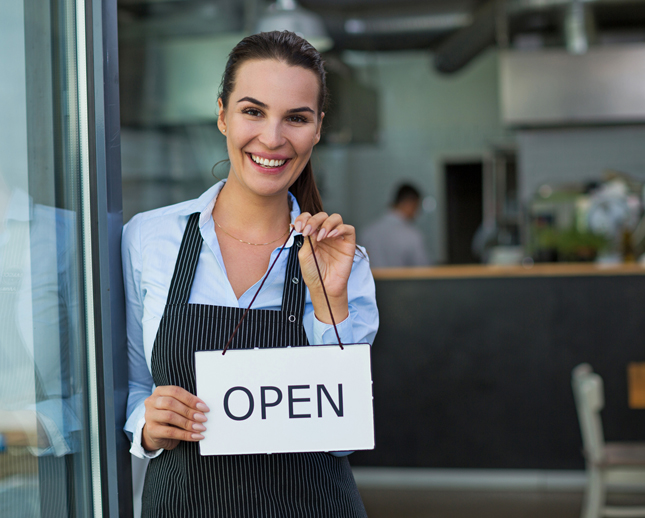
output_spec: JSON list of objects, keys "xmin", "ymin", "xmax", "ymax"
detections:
[{"xmin": 258, "ymin": 120, "xmax": 285, "ymax": 149}]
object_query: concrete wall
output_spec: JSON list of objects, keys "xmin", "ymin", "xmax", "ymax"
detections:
[
  {"xmin": 316, "ymin": 50, "xmax": 508, "ymax": 263},
  {"xmin": 517, "ymin": 126, "xmax": 645, "ymax": 202}
]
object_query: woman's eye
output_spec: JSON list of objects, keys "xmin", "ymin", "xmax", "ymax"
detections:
[
  {"xmin": 242, "ymin": 108, "xmax": 262, "ymax": 117},
  {"xmin": 287, "ymin": 115, "xmax": 308, "ymax": 123}
]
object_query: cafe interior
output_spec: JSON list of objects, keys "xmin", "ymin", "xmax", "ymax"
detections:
[{"xmin": 116, "ymin": 0, "xmax": 645, "ymax": 516}]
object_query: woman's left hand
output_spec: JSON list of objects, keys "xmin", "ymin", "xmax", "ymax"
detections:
[{"xmin": 294, "ymin": 212, "xmax": 355, "ymax": 325}]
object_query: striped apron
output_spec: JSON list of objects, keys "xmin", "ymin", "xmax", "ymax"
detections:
[{"xmin": 141, "ymin": 213, "xmax": 367, "ymax": 518}]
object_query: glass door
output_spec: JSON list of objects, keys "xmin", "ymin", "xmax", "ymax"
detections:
[{"xmin": 0, "ymin": 0, "xmax": 123, "ymax": 514}]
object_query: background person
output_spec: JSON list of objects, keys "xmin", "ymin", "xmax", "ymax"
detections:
[
  {"xmin": 123, "ymin": 31, "xmax": 378, "ymax": 517},
  {"xmin": 360, "ymin": 183, "xmax": 430, "ymax": 268}
]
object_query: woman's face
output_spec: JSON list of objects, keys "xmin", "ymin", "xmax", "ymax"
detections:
[{"xmin": 218, "ymin": 59, "xmax": 323, "ymax": 201}]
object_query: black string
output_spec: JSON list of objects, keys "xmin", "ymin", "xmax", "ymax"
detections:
[
  {"xmin": 222, "ymin": 227, "xmax": 294, "ymax": 355},
  {"xmin": 222, "ymin": 228, "xmax": 344, "ymax": 354},
  {"xmin": 307, "ymin": 236, "xmax": 343, "ymax": 349}
]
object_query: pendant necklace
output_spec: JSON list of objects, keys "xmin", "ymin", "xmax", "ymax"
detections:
[{"xmin": 214, "ymin": 219, "xmax": 290, "ymax": 246}]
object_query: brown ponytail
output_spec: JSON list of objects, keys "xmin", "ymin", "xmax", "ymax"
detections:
[{"xmin": 289, "ymin": 159, "xmax": 323, "ymax": 214}]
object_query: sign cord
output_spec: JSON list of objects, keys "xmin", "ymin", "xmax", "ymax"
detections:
[
  {"xmin": 222, "ymin": 227, "xmax": 344, "ymax": 354},
  {"xmin": 306, "ymin": 235, "xmax": 343, "ymax": 349},
  {"xmin": 222, "ymin": 227, "xmax": 295, "ymax": 355}
]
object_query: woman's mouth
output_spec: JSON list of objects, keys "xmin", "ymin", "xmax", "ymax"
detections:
[{"xmin": 249, "ymin": 153, "xmax": 289, "ymax": 169}]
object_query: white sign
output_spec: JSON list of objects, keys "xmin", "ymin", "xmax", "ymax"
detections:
[{"xmin": 195, "ymin": 344, "xmax": 374, "ymax": 456}]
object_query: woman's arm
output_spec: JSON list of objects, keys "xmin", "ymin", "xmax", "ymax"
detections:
[
  {"xmin": 122, "ymin": 215, "xmax": 158, "ymax": 457},
  {"xmin": 296, "ymin": 212, "xmax": 378, "ymax": 346},
  {"xmin": 123, "ymin": 216, "xmax": 210, "ymax": 455}
]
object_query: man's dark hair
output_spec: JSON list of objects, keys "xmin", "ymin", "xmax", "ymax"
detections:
[{"xmin": 393, "ymin": 183, "xmax": 421, "ymax": 206}]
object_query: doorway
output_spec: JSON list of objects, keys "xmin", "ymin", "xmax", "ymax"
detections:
[{"xmin": 445, "ymin": 161, "xmax": 484, "ymax": 264}]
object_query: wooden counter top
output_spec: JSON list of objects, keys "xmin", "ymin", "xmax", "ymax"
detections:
[{"xmin": 372, "ymin": 262, "xmax": 645, "ymax": 280}]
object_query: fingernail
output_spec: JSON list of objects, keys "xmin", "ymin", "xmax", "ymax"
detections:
[
  {"xmin": 303, "ymin": 225, "xmax": 312, "ymax": 236},
  {"xmin": 196, "ymin": 403, "xmax": 210, "ymax": 412},
  {"xmin": 192, "ymin": 423, "xmax": 207, "ymax": 432},
  {"xmin": 317, "ymin": 228, "xmax": 327, "ymax": 241},
  {"xmin": 194, "ymin": 412, "xmax": 207, "ymax": 422},
  {"xmin": 328, "ymin": 229, "xmax": 339, "ymax": 238},
  {"xmin": 295, "ymin": 221, "xmax": 303, "ymax": 233},
  {"xmin": 191, "ymin": 433, "xmax": 204, "ymax": 440}
]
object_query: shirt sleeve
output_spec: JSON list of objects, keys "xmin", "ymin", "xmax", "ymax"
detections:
[
  {"xmin": 409, "ymin": 231, "xmax": 430, "ymax": 267},
  {"xmin": 122, "ymin": 216, "xmax": 163, "ymax": 459},
  {"xmin": 306, "ymin": 245, "xmax": 379, "ymax": 346}
]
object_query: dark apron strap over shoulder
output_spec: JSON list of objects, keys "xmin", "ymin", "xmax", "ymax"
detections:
[
  {"xmin": 281, "ymin": 235, "xmax": 306, "ymax": 322},
  {"xmin": 166, "ymin": 212, "xmax": 202, "ymax": 306}
]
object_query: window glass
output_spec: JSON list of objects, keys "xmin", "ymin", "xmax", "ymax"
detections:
[{"xmin": 0, "ymin": 0, "xmax": 95, "ymax": 515}]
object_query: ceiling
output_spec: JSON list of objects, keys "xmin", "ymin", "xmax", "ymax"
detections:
[{"xmin": 117, "ymin": 0, "xmax": 645, "ymax": 70}]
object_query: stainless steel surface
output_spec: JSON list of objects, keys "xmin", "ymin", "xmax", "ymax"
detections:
[
  {"xmin": 433, "ymin": 0, "xmax": 499, "ymax": 73},
  {"xmin": 343, "ymin": 12, "xmax": 471, "ymax": 35},
  {"xmin": 500, "ymin": 44, "xmax": 645, "ymax": 125}
]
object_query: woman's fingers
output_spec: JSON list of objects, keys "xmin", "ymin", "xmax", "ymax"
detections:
[
  {"xmin": 293, "ymin": 212, "xmax": 311, "ymax": 233},
  {"xmin": 296, "ymin": 212, "xmax": 329, "ymax": 237},
  {"xmin": 143, "ymin": 425, "xmax": 202, "ymax": 452},
  {"xmin": 144, "ymin": 385, "xmax": 210, "ymax": 448},
  {"xmin": 324, "ymin": 223, "xmax": 355, "ymax": 243},
  {"xmin": 145, "ymin": 420, "xmax": 204, "ymax": 444},
  {"xmin": 315, "ymin": 214, "xmax": 343, "ymax": 241},
  {"xmin": 294, "ymin": 212, "xmax": 351, "ymax": 241},
  {"xmin": 148, "ymin": 411, "xmax": 205, "ymax": 440},
  {"xmin": 153, "ymin": 392, "xmax": 208, "ymax": 423},
  {"xmin": 155, "ymin": 385, "xmax": 209, "ymax": 413}
]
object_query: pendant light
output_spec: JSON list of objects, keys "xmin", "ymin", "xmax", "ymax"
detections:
[{"xmin": 256, "ymin": 0, "xmax": 333, "ymax": 52}]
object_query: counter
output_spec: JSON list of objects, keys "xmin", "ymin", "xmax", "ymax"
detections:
[
  {"xmin": 351, "ymin": 263, "xmax": 645, "ymax": 470},
  {"xmin": 372, "ymin": 262, "xmax": 645, "ymax": 279}
]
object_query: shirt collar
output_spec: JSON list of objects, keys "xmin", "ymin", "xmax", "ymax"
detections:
[{"xmin": 183, "ymin": 180, "xmax": 303, "ymax": 248}]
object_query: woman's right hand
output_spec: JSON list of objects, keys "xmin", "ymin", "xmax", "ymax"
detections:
[{"xmin": 142, "ymin": 385, "xmax": 210, "ymax": 451}]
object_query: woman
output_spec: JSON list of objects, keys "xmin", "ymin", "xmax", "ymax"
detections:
[{"xmin": 123, "ymin": 31, "xmax": 378, "ymax": 517}]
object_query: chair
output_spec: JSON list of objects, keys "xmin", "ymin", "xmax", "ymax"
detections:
[{"xmin": 572, "ymin": 363, "xmax": 645, "ymax": 518}]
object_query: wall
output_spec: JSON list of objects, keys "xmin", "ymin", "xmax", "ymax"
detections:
[
  {"xmin": 517, "ymin": 126, "xmax": 645, "ymax": 202},
  {"xmin": 317, "ymin": 50, "xmax": 508, "ymax": 263}
]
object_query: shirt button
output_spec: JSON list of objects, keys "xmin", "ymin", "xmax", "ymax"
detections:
[
  {"xmin": 296, "ymin": 240, "xmax": 303, "ymax": 248},
  {"xmin": 288, "ymin": 315, "xmax": 296, "ymax": 323},
  {"xmin": 291, "ymin": 277, "xmax": 299, "ymax": 284}
]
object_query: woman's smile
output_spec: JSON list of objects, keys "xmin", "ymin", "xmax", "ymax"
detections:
[{"xmin": 247, "ymin": 152, "xmax": 290, "ymax": 173}]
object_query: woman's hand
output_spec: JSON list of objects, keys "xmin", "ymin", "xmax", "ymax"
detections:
[
  {"xmin": 142, "ymin": 385, "xmax": 210, "ymax": 451},
  {"xmin": 294, "ymin": 212, "xmax": 356, "ymax": 325}
]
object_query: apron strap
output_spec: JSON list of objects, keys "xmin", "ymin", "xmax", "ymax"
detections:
[
  {"xmin": 281, "ymin": 234, "xmax": 306, "ymax": 320},
  {"xmin": 166, "ymin": 212, "xmax": 203, "ymax": 305}
]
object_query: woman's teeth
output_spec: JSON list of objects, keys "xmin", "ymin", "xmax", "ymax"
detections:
[{"xmin": 251, "ymin": 154, "xmax": 287, "ymax": 168}]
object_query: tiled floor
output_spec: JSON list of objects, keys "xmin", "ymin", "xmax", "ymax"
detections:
[{"xmin": 358, "ymin": 488, "xmax": 583, "ymax": 518}]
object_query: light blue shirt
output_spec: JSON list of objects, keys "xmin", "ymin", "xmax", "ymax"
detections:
[{"xmin": 122, "ymin": 181, "xmax": 379, "ymax": 458}]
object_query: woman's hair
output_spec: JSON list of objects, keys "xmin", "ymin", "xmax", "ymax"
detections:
[{"xmin": 218, "ymin": 31, "xmax": 327, "ymax": 214}]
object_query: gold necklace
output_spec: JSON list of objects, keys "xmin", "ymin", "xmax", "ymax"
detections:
[{"xmin": 214, "ymin": 219, "xmax": 290, "ymax": 246}]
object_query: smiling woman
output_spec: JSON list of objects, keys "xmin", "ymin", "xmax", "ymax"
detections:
[{"xmin": 122, "ymin": 31, "xmax": 378, "ymax": 517}]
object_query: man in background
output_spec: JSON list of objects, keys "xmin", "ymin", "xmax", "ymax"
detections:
[{"xmin": 360, "ymin": 183, "xmax": 431, "ymax": 268}]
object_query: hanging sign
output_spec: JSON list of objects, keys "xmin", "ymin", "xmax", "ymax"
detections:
[{"xmin": 195, "ymin": 344, "xmax": 374, "ymax": 456}]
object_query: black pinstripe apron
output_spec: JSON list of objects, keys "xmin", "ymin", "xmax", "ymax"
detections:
[{"xmin": 142, "ymin": 213, "xmax": 367, "ymax": 518}]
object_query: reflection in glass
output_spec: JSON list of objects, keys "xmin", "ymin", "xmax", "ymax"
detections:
[{"xmin": 0, "ymin": 0, "xmax": 93, "ymax": 515}]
